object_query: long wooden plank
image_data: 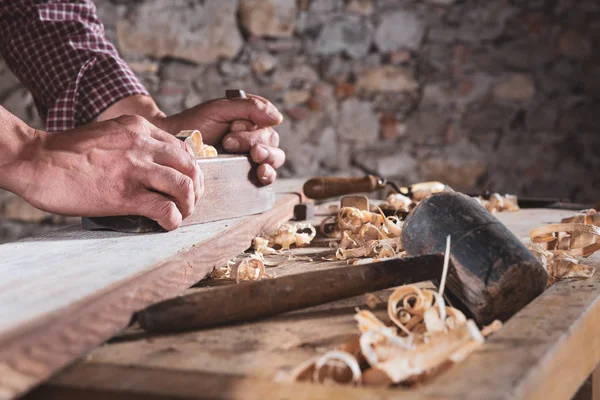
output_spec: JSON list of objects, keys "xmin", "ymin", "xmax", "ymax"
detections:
[
  {"xmin": 28, "ymin": 208, "xmax": 600, "ymax": 400},
  {"xmin": 27, "ymin": 363, "xmax": 403, "ymax": 400},
  {"xmin": 0, "ymin": 193, "xmax": 299, "ymax": 400}
]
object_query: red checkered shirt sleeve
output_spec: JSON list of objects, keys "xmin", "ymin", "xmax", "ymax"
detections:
[{"xmin": 0, "ymin": 0, "xmax": 149, "ymax": 132}]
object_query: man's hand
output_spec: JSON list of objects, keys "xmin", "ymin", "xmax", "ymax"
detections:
[
  {"xmin": 11, "ymin": 115, "xmax": 202, "ymax": 231},
  {"xmin": 98, "ymin": 94, "xmax": 286, "ymax": 185}
]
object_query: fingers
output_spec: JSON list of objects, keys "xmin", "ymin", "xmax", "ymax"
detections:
[
  {"xmin": 230, "ymin": 120, "xmax": 257, "ymax": 132},
  {"xmin": 134, "ymin": 192, "xmax": 183, "ymax": 231},
  {"xmin": 222, "ymin": 127, "xmax": 280, "ymax": 152},
  {"xmin": 250, "ymin": 144, "xmax": 286, "ymax": 169},
  {"xmin": 151, "ymin": 139, "xmax": 204, "ymax": 204},
  {"xmin": 214, "ymin": 96, "xmax": 283, "ymax": 127},
  {"xmin": 123, "ymin": 116, "xmax": 204, "ymax": 205},
  {"xmin": 257, "ymin": 163, "xmax": 277, "ymax": 186},
  {"xmin": 140, "ymin": 165, "xmax": 196, "ymax": 220}
]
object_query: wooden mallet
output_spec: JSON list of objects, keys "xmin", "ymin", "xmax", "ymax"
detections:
[{"xmin": 137, "ymin": 191, "xmax": 548, "ymax": 332}]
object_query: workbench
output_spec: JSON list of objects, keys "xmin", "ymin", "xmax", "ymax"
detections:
[{"xmin": 1, "ymin": 180, "xmax": 598, "ymax": 400}]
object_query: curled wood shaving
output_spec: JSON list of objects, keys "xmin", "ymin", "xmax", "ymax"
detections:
[
  {"xmin": 272, "ymin": 223, "xmax": 317, "ymax": 250},
  {"xmin": 338, "ymin": 207, "xmax": 384, "ymax": 234},
  {"xmin": 367, "ymin": 320, "xmax": 484, "ymax": 385},
  {"xmin": 386, "ymin": 193, "xmax": 412, "ymax": 212},
  {"xmin": 378, "ymin": 209, "xmax": 402, "ymax": 238},
  {"xmin": 252, "ymin": 236, "xmax": 278, "ymax": 255},
  {"xmin": 231, "ymin": 253, "xmax": 269, "ymax": 283},
  {"xmin": 530, "ymin": 223, "xmax": 600, "ymax": 257},
  {"xmin": 291, "ymin": 350, "xmax": 363, "ymax": 385},
  {"xmin": 178, "ymin": 130, "xmax": 218, "ymax": 158},
  {"xmin": 293, "ymin": 237, "xmax": 495, "ymax": 386},
  {"xmin": 527, "ymin": 210, "xmax": 599, "ymax": 285},
  {"xmin": 327, "ymin": 205, "xmax": 403, "ymax": 262},
  {"xmin": 209, "ymin": 252, "xmax": 270, "ymax": 283},
  {"xmin": 355, "ymin": 309, "xmax": 389, "ymax": 333},
  {"xmin": 480, "ymin": 320, "xmax": 503, "ymax": 337},
  {"xmin": 253, "ymin": 223, "xmax": 317, "ymax": 253},
  {"xmin": 365, "ymin": 293, "xmax": 385, "ymax": 309},
  {"xmin": 313, "ymin": 350, "xmax": 363, "ymax": 385},
  {"xmin": 527, "ymin": 243, "xmax": 595, "ymax": 285}
]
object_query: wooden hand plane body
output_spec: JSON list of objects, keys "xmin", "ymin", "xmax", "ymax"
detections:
[{"xmin": 83, "ymin": 155, "xmax": 274, "ymax": 233}]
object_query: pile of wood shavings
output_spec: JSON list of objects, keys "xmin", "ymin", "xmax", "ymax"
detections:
[
  {"xmin": 527, "ymin": 209, "xmax": 600, "ymax": 285},
  {"xmin": 323, "ymin": 186, "xmax": 521, "ymax": 266},
  {"xmin": 289, "ymin": 237, "xmax": 502, "ymax": 386},
  {"xmin": 209, "ymin": 223, "xmax": 317, "ymax": 283},
  {"xmin": 322, "ymin": 206, "xmax": 404, "ymax": 264}
]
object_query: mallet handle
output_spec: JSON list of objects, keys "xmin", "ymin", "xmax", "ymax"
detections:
[{"xmin": 138, "ymin": 254, "xmax": 443, "ymax": 333}]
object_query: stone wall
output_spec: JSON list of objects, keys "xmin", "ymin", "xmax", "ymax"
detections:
[{"xmin": 1, "ymin": 0, "xmax": 599, "ymax": 242}]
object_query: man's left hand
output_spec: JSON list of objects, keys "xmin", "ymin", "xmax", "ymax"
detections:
[{"xmin": 98, "ymin": 94, "xmax": 286, "ymax": 185}]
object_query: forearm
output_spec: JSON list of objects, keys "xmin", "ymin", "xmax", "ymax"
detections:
[
  {"xmin": 96, "ymin": 95, "xmax": 167, "ymax": 128},
  {"xmin": 0, "ymin": 1, "xmax": 149, "ymax": 132},
  {"xmin": 0, "ymin": 106, "xmax": 44, "ymax": 195}
]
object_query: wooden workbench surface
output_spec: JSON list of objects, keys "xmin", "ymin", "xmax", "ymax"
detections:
[
  {"xmin": 25, "ymin": 202, "xmax": 600, "ymax": 400},
  {"xmin": 0, "ymin": 182, "xmax": 302, "ymax": 400}
]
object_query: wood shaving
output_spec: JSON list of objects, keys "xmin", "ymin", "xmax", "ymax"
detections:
[
  {"xmin": 177, "ymin": 130, "xmax": 218, "ymax": 158},
  {"xmin": 291, "ymin": 237, "xmax": 499, "ymax": 386},
  {"xmin": 208, "ymin": 252, "xmax": 270, "ymax": 283},
  {"xmin": 527, "ymin": 243, "xmax": 595, "ymax": 286},
  {"xmin": 480, "ymin": 320, "xmax": 503, "ymax": 337},
  {"xmin": 328, "ymin": 185, "xmax": 519, "ymax": 265},
  {"xmin": 327, "ymin": 206, "xmax": 403, "ymax": 262},
  {"xmin": 527, "ymin": 210, "xmax": 599, "ymax": 285},
  {"xmin": 252, "ymin": 236, "xmax": 278, "ymax": 255},
  {"xmin": 253, "ymin": 223, "xmax": 317, "ymax": 253},
  {"xmin": 386, "ymin": 193, "xmax": 412, "ymax": 212},
  {"xmin": 365, "ymin": 293, "xmax": 385, "ymax": 309}
]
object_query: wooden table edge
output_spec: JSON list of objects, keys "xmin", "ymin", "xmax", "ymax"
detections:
[{"xmin": 0, "ymin": 194, "xmax": 299, "ymax": 400}]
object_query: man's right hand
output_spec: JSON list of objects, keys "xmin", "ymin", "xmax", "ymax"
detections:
[{"xmin": 13, "ymin": 115, "xmax": 203, "ymax": 231}]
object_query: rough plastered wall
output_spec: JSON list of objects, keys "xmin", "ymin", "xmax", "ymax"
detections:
[{"xmin": 1, "ymin": 0, "xmax": 599, "ymax": 242}]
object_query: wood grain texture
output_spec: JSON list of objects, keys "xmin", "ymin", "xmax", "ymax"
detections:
[
  {"xmin": 28, "ymin": 208, "xmax": 600, "ymax": 400},
  {"xmin": 0, "ymin": 193, "xmax": 299, "ymax": 400},
  {"xmin": 415, "ymin": 210, "xmax": 600, "ymax": 400},
  {"xmin": 185, "ymin": 155, "xmax": 274, "ymax": 226},
  {"xmin": 28, "ymin": 363, "xmax": 407, "ymax": 400}
]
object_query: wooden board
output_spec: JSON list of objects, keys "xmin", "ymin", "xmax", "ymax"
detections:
[
  {"xmin": 26, "ymin": 207, "xmax": 600, "ymax": 400},
  {"xmin": 0, "ymin": 191, "xmax": 300, "ymax": 400}
]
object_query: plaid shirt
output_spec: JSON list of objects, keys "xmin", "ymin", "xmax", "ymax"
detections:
[{"xmin": 0, "ymin": 0, "xmax": 148, "ymax": 132}]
